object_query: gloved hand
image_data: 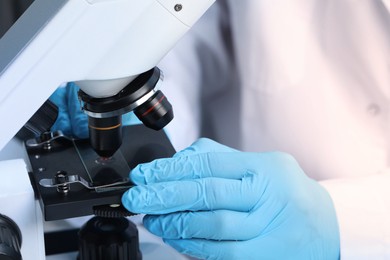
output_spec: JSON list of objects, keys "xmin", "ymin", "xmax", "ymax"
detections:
[
  {"xmin": 122, "ymin": 138, "xmax": 340, "ymax": 260},
  {"xmin": 50, "ymin": 82, "xmax": 140, "ymax": 138},
  {"xmin": 49, "ymin": 82, "xmax": 88, "ymax": 138}
]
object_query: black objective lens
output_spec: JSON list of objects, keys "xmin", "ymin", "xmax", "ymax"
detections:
[
  {"xmin": 134, "ymin": 90, "xmax": 173, "ymax": 130},
  {"xmin": 0, "ymin": 214, "xmax": 22, "ymax": 260},
  {"xmin": 79, "ymin": 68, "xmax": 173, "ymax": 158},
  {"xmin": 89, "ymin": 116, "xmax": 122, "ymax": 158}
]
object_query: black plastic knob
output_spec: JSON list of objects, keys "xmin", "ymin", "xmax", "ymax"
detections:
[
  {"xmin": 0, "ymin": 214, "xmax": 22, "ymax": 260},
  {"xmin": 78, "ymin": 217, "xmax": 141, "ymax": 260},
  {"xmin": 16, "ymin": 99, "xmax": 58, "ymax": 140}
]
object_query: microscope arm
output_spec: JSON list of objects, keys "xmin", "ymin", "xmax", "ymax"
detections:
[{"xmin": 0, "ymin": 0, "xmax": 214, "ymax": 151}]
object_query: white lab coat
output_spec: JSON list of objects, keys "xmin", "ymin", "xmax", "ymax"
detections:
[{"xmin": 160, "ymin": 0, "xmax": 390, "ymax": 259}]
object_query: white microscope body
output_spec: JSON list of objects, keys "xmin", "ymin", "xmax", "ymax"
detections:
[{"xmin": 0, "ymin": 0, "xmax": 214, "ymax": 259}]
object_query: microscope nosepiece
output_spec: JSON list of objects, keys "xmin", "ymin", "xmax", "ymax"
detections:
[{"xmin": 79, "ymin": 67, "xmax": 173, "ymax": 157}]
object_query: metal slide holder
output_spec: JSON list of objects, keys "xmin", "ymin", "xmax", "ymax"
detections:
[{"xmin": 25, "ymin": 124, "xmax": 175, "ymax": 221}]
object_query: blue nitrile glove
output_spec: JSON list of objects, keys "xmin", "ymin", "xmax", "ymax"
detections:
[
  {"xmin": 50, "ymin": 82, "xmax": 141, "ymax": 138},
  {"xmin": 122, "ymin": 138, "xmax": 340, "ymax": 260},
  {"xmin": 49, "ymin": 82, "xmax": 88, "ymax": 138}
]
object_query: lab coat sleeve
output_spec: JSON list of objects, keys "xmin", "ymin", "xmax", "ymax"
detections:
[
  {"xmin": 320, "ymin": 173, "xmax": 390, "ymax": 259},
  {"xmin": 158, "ymin": 2, "xmax": 234, "ymax": 151}
]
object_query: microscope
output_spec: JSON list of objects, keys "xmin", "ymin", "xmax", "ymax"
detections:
[{"xmin": 0, "ymin": 0, "xmax": 214, "ymax": 259}]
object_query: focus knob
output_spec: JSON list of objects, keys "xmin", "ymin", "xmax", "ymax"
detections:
[
  {"xmin": 78, "ymin": 217, "xmax": 141, "ymax": 260},
  {"xmin": 0, "ymin": 214, "xmax": 22, "ymax": 260}
]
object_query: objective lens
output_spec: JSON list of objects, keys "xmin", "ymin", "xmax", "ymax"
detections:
[
  {"xmin": 78, "ymin": 68, "xmax": 173, "ymax": 157},
  {"xmin": 134, "ymin": 90, "xmax": 173, "ymax": 130},
  {"xmin": 88, "ymin": 116, "xmax": 122, "ymax": 158}
]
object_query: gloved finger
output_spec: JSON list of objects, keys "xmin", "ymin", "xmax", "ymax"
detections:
[
  {"xmin": 130, "ymin": 151, "xmax": 261, "ymax": 185},
  {"xmin": 143, "ymin": 210, "xmax": 261, "ymax": 241},
  {"xmin": 173, "ymin": 138, "xmax": 238, "ymax": 158},
  {"xmin": 49, "ymin": 86, "xmax": 72, "ymax": 136},
  {"xmin": 66, "ymin": 83, "xmax": 88, "ymax": 139},
  {"xmin": 143, "ymin": 193, "xmax": 290, "ymax": 240},
  {"xmin": 122, "ymin": 174, "xmax": 262, "ymax": 214}
]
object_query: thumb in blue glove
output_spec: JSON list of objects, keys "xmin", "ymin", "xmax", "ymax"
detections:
[{"xmin": 122, "ymin": 138, "xmax": 340, "ymax": 260}]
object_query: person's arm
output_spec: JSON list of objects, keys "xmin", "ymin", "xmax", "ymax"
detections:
[{"xmin": 320, "ymin": 173, "xmax": 390, "ymax": 259}]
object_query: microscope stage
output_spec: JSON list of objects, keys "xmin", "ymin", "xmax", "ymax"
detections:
[{"xmin": 26, "ymin": 124, "xmax": 175, "ymax": 221}]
